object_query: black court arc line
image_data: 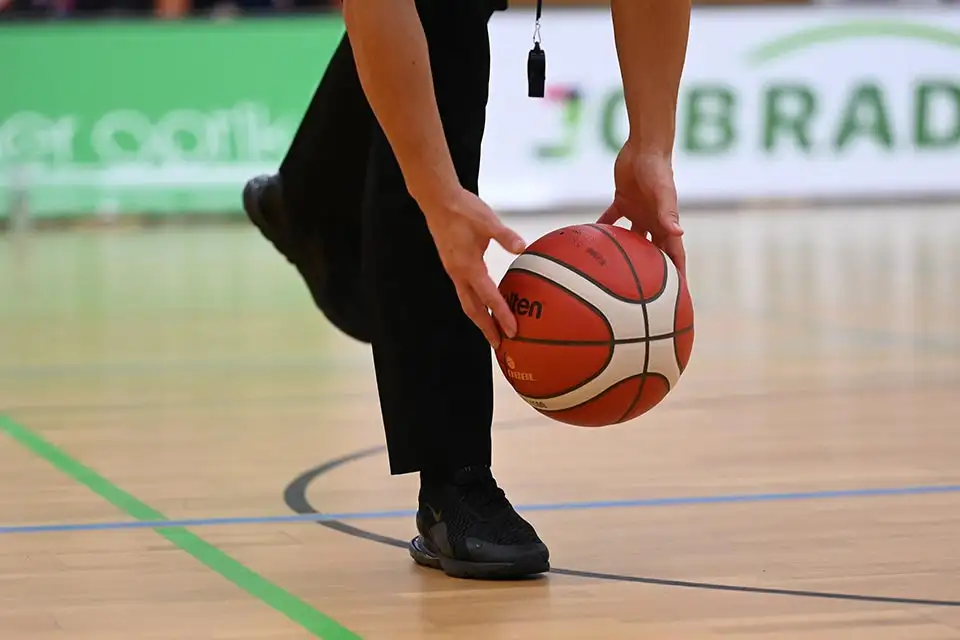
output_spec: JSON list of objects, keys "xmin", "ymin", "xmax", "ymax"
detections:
[{"xmin": 282, "ymin": 446, "xmax": 960, "ymax": 608}]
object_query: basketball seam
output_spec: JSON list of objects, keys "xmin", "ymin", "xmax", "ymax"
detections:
[
  {"xmin": 532, "ymin": 371, "xmax": 669, "ymax": 420},
  {"xmin": 522, "ymin": 251, "xmax": 646, "ymax": 304},
  {"xmin": 645, "ymin": 250, "xmax": 670, "ymax": 303},
  {"xmin": 505, "ymin": 325, "xmax": 694, "ymax": 348},
  {"xmin": 589, "ymin": 224, "xmax": 652, "ymax": 424},
  {"xmin": 532, "ymin": 373, "xmax": 645, "ymax": 417},
  {"xmin": 503, "ymin": 268, "xmax": 617, "ymax": 400},
  {"xmin": 617, "ymin": 372, "xmax": 670, "ymax": 423},
  {"xmin": 673, "ymin": 270, "xmax": 690, "ymax": 377},
  {"xmin": 505, "ymin": 266, "xmax": 614, "ymax": 336}
]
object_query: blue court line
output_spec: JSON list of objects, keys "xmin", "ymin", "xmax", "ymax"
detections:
[{"xmin": 3, "ymin": 483, "xmax": 959, "ymax": 536}]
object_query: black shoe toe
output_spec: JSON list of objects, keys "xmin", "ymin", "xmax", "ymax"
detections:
[
  {"xmin": 462, "ymin": 538, "xmax": 550, "ymax": 565},
  {"xmin": 241, "ymin": 173, "xmax": 371, "ymax": 343}
]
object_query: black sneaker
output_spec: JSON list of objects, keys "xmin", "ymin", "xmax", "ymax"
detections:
[
  {"xmin": 409, "ymin": 466, "xmax": 550, "ymax": 579},
  {"xmin": 242, "ymin": 174, "xmax": 370, "ymax": 343}
]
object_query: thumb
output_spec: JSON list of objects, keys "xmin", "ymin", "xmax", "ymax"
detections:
[
  {"xmin": 662, "ymin": 236, "xmax": 687, "ymax": 280},
  {"xmin": 489, "ymin": 219, "xmax": 527, "ymax": 255},
  {"xmin": 662, "ymin": 208, "xmax": 683, "ymax": 237},
  {"xmin": 657, "ymin": 186, "xmax": 683, "ymax": 237},
  {"xmin": 596, "ymin": 203, "xmax": 621, "ymax": 226}
]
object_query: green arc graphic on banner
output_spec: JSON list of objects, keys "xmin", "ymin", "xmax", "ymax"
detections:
[
  {"xmin": 746, "ymin": 20, "xmax": 960, "ymax": 65},
  {"xmin": 4, "ymin": 11, "xmax": 960, "ymax": 219}
]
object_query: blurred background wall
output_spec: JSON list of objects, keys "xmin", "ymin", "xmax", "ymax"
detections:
[{"xmin": 2, "ymin": 0, "xmax": 959, "ymax": 225}]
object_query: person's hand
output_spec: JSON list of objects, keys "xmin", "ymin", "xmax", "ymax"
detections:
[
  {"xmin": 420, "ymin": 187, "xmax": 527, "ymax": 349},
  {"xmin": 597, "ymin": 139, "xmax": 687, "ymax": 278}
]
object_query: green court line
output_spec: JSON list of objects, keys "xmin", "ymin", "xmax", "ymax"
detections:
[{"xmin": 0, "ymin": 414, "xmax": 362, "ymax": 640}]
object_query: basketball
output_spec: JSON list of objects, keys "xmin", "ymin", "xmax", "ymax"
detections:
[{"xmin": 494, "ymin": 223, "xmax": 694, "ymax": 427}]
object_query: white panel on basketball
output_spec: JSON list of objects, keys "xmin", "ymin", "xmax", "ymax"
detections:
[
  {"xmin": 507, "ymin": 252, "xmax": 683, "ymax": 413},
  {"xmin": 647, "ymin": 338, "xmax": 681, "ymax": 390},
  {"xmin": 509, "ymin": 253, "xmax": 680, "ymax": 340},
  {"xmin": 645, "ymin": 255, "xmax": 682, "ymax": 337}
]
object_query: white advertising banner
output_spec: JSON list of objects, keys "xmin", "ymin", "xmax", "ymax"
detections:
[{"xmin": 481, "ymin": 7, "xmax": 960, "ymax": 210}]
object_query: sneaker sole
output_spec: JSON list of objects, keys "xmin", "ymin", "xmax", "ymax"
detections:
[{"xmin": 409, "ymin": 535, "xmax": 550, "ymax": 580}]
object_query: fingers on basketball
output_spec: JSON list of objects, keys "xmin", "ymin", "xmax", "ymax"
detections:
[
  {"xmin": 476, "ymin": 275, "xmax": 516, "ymax": 339},
  {"xmin": 656, "ymin": 186, "xmax": 683, "ymax": 236},
  {"xmin": 456, "ymin": 284, "xmax": 500, "ymax": 348},
  {"xmin": 488, "ymin": 219, "xmax": 526, "ymax": 255},
  {"xmin": 662, "ymin": 235, "xmax": 687, "ymax": 279},
  {"xmin": 596, "ymin": 204, "xmax": 620, "ymax": 226}
]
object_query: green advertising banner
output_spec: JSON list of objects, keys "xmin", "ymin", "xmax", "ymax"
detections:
[{"xmin": 0, "ymin": 18, "xmax": 344, "ymax": 219}]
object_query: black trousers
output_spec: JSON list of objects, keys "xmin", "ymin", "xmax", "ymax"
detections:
[{"xmin": 279, "ymin": 1, "xmax": 498, "ymax": 476}]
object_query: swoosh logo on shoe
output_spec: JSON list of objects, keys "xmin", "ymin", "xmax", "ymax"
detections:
[{"xmin": 425, "ymin": 503, "xmax": 443, "ymax": 522}]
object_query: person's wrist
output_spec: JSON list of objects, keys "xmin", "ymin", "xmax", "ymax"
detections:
[
  {"xmin": 624, "ymin": 132, "xmax": 674, "ymax": 161},
  {"xmin": 407, "ymin": 170, "xmax": 463, "ymax": 221}
]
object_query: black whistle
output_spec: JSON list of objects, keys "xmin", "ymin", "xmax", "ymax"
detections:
[{"xmin": 527, "ymin": 42, "xmax": 546, "ymax": 98}]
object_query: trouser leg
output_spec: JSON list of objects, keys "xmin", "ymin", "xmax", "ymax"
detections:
[
  {"xmin": 273, "ymin": 34, "xmax": 374, "ymax": 329},
  {"xmin": 362, "ymin": 0, "xmax": 496, "ymax": 475}
]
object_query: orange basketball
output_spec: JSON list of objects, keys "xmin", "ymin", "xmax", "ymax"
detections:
[{"xmin": 494, "ymin": 223, "xmax": 694, "ymax": 427}]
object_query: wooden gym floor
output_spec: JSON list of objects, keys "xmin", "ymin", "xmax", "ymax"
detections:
[{"xmin": 1, "ymin": 204, "xmax": 959, "ymax": 639}]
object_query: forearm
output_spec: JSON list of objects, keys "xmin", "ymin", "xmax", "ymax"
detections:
[
  {"xmin": 341, "ymin": 0, "xmax": 459, "ymax": 207},
  {"xmin": 610, "ymin": 0, "xmax": 691, "ymax": 156}
]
